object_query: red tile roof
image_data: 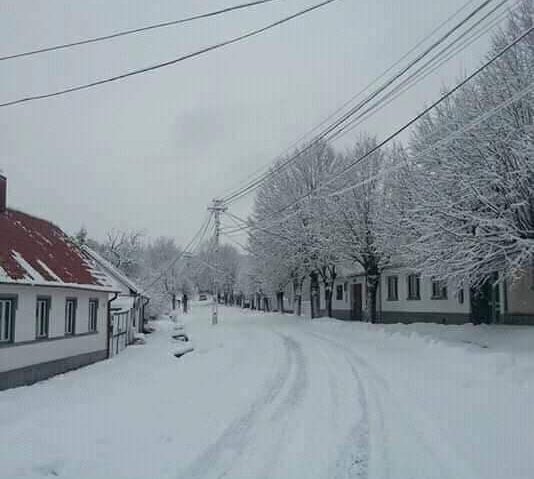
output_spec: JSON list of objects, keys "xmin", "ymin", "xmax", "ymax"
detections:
[{"xmin": 0, "ymin": 209, "xmax": 114, "ymax": 290}]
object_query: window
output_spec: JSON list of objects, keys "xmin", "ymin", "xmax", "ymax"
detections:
[
  {"xmin": 88, "ymin": 299, "xmax": 98, "ymax": 332},
  {"xmin": 407, "ymin": 274, "xmax": 421, "ymax": 300},
  {"xmin": 0, "ymin": 298, "xmax": 15, "ymax": 343},
  {"xmin": 65, "ymin": 298, "xmax": 77, "ymax": 335},
  {"xmin": 336, "ymin": 284, "xmax": 343, "ymax": 301},
  {"xmin": 36, "ymin": 297, "xmax": 51, "ymax": 339},
  {"xmin": 431, "ymin": 279, "xmax": 448, "ymax": 300},
  {"xmin": 458, "ymin": 288, "xmax": 465, "ymax": 304},
  {"xmin": 387, "ymin": 276, "xmax": 398, "ymax": 301}
]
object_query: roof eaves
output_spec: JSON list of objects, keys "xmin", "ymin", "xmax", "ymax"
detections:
[
  {"xmin": 0, "ymin": 278, "xmax": 120, "ymax": 293},
  {"xmin": 81, "ymin": 245, "xmax": 143, "ymax": 294}
]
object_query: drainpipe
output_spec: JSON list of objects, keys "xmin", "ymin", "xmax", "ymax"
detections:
[
  {"xmin": 107, "ymin": 292, "xmax": 118, "ymax": 359},
  {"xmin": 141, "ymin": 296, "xmax": 150, "ymax": 332}
]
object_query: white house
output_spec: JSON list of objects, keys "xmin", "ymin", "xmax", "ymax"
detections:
[
  {"xmin": 0, "ymin": 174, "xmax": 119, "ymax": 390},
  {"xmin": 82, "ymin": 246, "xmax": 149, "ymax": 356},
  {"xmin": 319, "ymin": 263, "xmax": 534, "ymax": 325}
]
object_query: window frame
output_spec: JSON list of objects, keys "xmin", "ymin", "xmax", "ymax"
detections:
[
  {"xmin": 407, "ymin": 274, "xmax": 421, "ymax": 301},
  {"xmin": 386, "ymin": 275, "xmax": 399, "ymax": 301},
  {"xmin": 65, "ymin": 298, "xmax": 77, "ymax": 336},
  {"xmin": 336, "ymin": 284, "xmax": 344, "ymax": 301},
  {"xmin": 431, "ymin": 279, "xmax": 448, "ymax": 300},
  {"xmin": 88, "ymin": 299, "xmax": 99, "ymax": 333},
  {"xmin": 36, "ymin": 296, "xmax": 51, "ymax": 339},
  {"xmin": 0, "ymin": 295, "xmax": 17, "ymax": 344}
]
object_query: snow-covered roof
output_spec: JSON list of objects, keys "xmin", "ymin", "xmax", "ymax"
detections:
[
  {"xmin": 335, "ymin": 261, "xmax": 366, "ymax": 278},
  {"xmin": 111, "ymin": 295, "xmax": 136, "ymax": 313},
  {"xmin": 82, "ymin": 245, "xmax": 147, "ymax": 297},
  {"xmin": 0, "ymin": 209, "xmax": 118, "ymax": 292}
]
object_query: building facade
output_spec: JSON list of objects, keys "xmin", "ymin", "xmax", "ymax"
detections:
[
  {"xmin": 318, "ymin": 264, "xmax": 534, "ymax": 325},
  {"xmin": 82, "ymin": 246, "xmax": 149, "ymax": 355},
  {"xmin": 0, "ymin": 174, "xmax": 118, "ymax": 390}
]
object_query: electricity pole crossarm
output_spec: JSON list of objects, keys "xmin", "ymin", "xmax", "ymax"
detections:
[{"xmin": 207, "ymin": 199, "xmax": 227, "ymax": 325}]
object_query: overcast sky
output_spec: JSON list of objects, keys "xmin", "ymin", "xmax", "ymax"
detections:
[{"xmin": 0, "ymin": 0, "xmax": 493, "ymax": 246}]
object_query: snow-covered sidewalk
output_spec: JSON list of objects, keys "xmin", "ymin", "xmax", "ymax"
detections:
[{"xmin": 1, "ymin": 305, "xmax": 533, "ymax": 478}]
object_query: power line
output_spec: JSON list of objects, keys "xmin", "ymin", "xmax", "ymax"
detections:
[
  {"xmin": 229, "ymin": 22, "xmax": 534, "ymax": 234},
  {"xmin": 324, "ymin": 0, "xmax": 514, "ymax": 144},
  {"xmin": 190, "ymin": 255, "xmax": 228, "ymax": 275},
  {"xmin": 218, "ymin": 0, "xmax": 479, "ymax": 203},
  {"xmin": 311, "ymin": 23, "xmax": 534, "ymax": 197},
  {"xmin": 329, "ymin": 77, "xmax": 534, "ymax": 198},
  {"xmin": 233, "ymin": 75, "xmax": 534, "ymax": 241},
  {"xmin": 223, "ymin": 210, "xmax": 294, "ymax": 242},
  {"xmin": 326, "ymin": 0, "xmax": 515, "ymax": 143},
  {"xmin": 222, "ymin": 233, "xmax": 250, "ymax": 252},
  {"xmin": 331, "ymin": 8, "xmax": 517, "ymax": 141},
  {"xmin": 0, "ymin": 0, "xmax": 342, "ymax": 109},
  {"xmin": 220, "ymin": 0, "xmax": 500, "ymax": 205},
  {"xmin": 140, "ymin": 212, "xmax": 213, "ymax": 295},
  {"xmin": 222, "ymin": 0, "xmax": 501, "ymax": 204},
  {"xmin": 0, "ymin": 0, "xmax": 282, "ymax": 62}
]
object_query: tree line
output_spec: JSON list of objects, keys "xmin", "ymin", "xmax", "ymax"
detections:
[
  {"xmin": 244, "ymin": 1, "xmax": 534, "ymax": 321},
  {"xmin": 75, "ymin": 228, "xmax": 242, "ymax": 314}
]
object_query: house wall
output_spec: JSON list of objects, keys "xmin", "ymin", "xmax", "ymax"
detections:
[
  {"xmin": 312, "ymin": 267, "xmax": 534, "ymax": 326},
  {"xmin": 0, "ymin": 284, "xmax": 109, "ymax": 390},
  {"xmin": 319, "ymin": 276, "xmax": 367, "ymax": 321},
  {"xmin": 331, "ymin": 279, "xmax": 351, "ymax": 319},
  {"xmin": 380, "ymin": 268, "xmax": 470, "ymax": 324},
  {"xmin": 318, "ymin": 269, "xmax": 471, "ymax": 324},
  {"xmin": 504, "ymin": 270, "xmax": 534, "ymax": 325}
]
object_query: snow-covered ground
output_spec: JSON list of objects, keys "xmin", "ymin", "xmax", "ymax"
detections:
[{"xmin": 1, "ymin": 304, "xmax": 533, "ymax": 479}]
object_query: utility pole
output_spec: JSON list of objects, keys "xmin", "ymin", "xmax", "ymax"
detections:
[{"xmin": 208, "ymin": 199, "xmax": 227, "ymax": 325}]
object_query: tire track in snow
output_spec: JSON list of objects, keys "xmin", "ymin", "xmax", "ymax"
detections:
[
  {"xmin": 252, "ymin": 332, "xmax": 310, "ymax": 478},
  {"xmin": 270, "ymin": 333, "xmax": 309, "ymax": 420},
  {"xmin": 303, "ymin": 331, "xmax": 371, "ymax": 479},
  {"xmin": 333, "ymin": 359, "xmax": 371, "ymax": 479},
  {"xmin": 179, "ymin": 332, "xmax": 299, "ymax": 479},
  {"xmin": 306, "ymin": 328, "xmax": 478, "ymax": 479}
]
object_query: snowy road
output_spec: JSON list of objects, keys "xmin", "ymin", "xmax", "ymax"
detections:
[{"xmin": 1, "ymin": 305, "xmax": 533, "ymax": 479}]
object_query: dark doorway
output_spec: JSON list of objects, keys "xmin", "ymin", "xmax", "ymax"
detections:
[
  {"xmin": 471, "ymin": 276, "xmax": 501, "ymax": 324},
  {"xmin": 351, "ymin": 283, "xmax": 363, "ymax": 321}
]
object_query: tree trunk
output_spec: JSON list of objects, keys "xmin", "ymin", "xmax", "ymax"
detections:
[
  {"xmin": 310, "ymin": 271, "xmax": 320, "ymax": 318},
  {"xmin": 277, "ymin": 291, "xmax": 285, "ymax": 313},
  {"xmin": 172, "ymin": 293, "xmax": 177, "ymax": 311},
  {"xmin": 324, "ymin": 284, "xmax": 333, "ymax": 318},
  {"xmin": 293, "ymin": 278, "xmax": 303, "ymax": 316},
  {"xmin": 366, "ymin": 271, "xmax": 380, "ymax": 323},
  {"xmin": 263, "ymin": 296, "xmax": 270, "ymax": 312}
]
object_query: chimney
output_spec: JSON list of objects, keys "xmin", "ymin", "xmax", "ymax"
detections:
[{"xmin": 0, "ymin": 173, "xmax": 6, "ymax": 213}]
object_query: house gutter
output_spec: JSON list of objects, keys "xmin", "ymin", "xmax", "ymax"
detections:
[
  {"xmin": 107, "ymin": 292, "xmax": 119, "ymax": 359},
  {"xmin": 0, "ymin": 279, "xmax": 119, "ymax": 293}
]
